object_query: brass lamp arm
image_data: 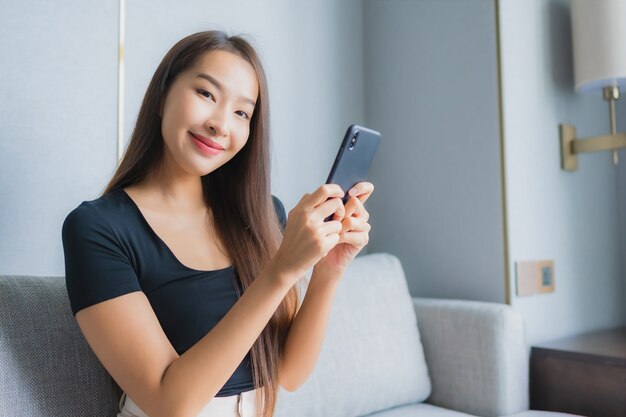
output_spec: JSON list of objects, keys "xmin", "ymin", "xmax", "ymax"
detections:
[
  {"xmin": 560, "ymin": 126, "xmax": 626, "ymax": 171},
  {"xmin": 559, "ymin": 86, "xmax": 625, "ymax": 171},
  {"xmin": 572, "ymin": 132, "xmax": 626, "ymax": 153}
]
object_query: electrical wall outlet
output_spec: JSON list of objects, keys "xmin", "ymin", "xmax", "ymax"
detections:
[
  {"xmin": 537, "ymin": 260, "xmax": 555, "ymax": 293},
  {"xmin": 515, "ymin": 260, "xmax": 555, "ymax": 296}
]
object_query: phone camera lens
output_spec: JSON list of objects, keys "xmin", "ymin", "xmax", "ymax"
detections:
[{"xmin": 348, "ymin": 130, "xmax": 359, "ymax": 151}]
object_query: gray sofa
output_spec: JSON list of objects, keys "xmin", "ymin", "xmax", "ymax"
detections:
[{"xmin": 0, "ymin": 253, "xmax": 579, "ymax": 417}]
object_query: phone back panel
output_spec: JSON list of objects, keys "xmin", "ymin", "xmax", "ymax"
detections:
[{"xmin": 326, "ymin": 124, "xmax": 381, "ymax": 204}]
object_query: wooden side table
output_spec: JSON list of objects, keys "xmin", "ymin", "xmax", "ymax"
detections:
[{"xmin": 529, "ymin": 326, "xmax": 626, "ymax": 417}]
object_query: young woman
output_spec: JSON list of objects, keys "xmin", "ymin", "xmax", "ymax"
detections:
[{"xmin": 62, "ymin": 30, "xmax": 373, "ymax": 417}]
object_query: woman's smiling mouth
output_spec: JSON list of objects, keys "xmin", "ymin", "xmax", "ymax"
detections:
[{"xmin": 189, "ymin": 131, "xmax": 224, "ymax": 156}]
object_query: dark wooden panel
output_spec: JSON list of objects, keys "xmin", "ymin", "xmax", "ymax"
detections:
[
  {"xmin": 534, "ymin": 327, "xmax": 626, "ymax": 365},
  {"xmin": 530, "ymin": 327, "xmax": 626, "ymax": 417}
]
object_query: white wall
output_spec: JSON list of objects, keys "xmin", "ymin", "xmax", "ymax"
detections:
[
  {"xmin": 363, "ymin": 0, "xmax": 506, "ymax": 302},
  {"xmin": 0, "ymin": 0, "xmax": 365, "ymax": 276},
  {"xmin": 500, "ymin": 0, "xmax": 625, "ymax": 344},
  {"xmin": 0, "ymin": 0, "xmax": 119, "ymax": 276}
]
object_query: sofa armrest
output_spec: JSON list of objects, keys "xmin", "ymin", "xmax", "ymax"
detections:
[{"xmin": 412, "ymin": 297, "xmax": 529, "ymax": 417}]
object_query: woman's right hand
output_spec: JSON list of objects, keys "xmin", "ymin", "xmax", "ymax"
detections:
[{"xmin": 271, "ymin": 184, "xmax": 346, "ymax": 284}]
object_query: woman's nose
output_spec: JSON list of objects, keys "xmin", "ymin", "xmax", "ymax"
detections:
[{"xmin": 205, "ymin": 108, "xmax": 229, "ymax": 137}]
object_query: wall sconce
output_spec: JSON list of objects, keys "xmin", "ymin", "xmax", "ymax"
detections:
[{"xmin": 560, "ymin": 0, "xmax": 626, "ymax": 171}]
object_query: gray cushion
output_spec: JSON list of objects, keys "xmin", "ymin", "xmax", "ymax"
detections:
[
  {"xmin": 505, "ymin": 412, "xmax": 586, "ymax": 417},
  {"xmin": 413, "ymin": 298, "xmax": 529, "ymax": 416},
  {"xmin": 363, "ymin": 403, "xmax": 475, "ymax": 417},
  {"xmin": 275, "ymin": 253, "xmax": 431, "ymax": 417},
  {"xmin": 0, "ymin": 275, "xmax": 121, "ymax": 417}
]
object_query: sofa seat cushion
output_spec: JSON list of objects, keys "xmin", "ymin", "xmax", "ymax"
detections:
[
  {"xmin": 275, "ymin": 253, "xmax": 431, "ymax": 417},
  {"xmin": 363, "ymin": 402, "xmax": 475, "ymax": 416},
  {"xmin": 361, "ymin": 403, "xmax": 583, "ymax": 417},
  {"xmin": 505, "ymin": 411, "xmax": 585, "ymax": 417}
]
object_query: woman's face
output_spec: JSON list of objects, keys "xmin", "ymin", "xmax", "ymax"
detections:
[{"xmin": 160, "ymin": 49, "xmax": 259, "ymax": 177}]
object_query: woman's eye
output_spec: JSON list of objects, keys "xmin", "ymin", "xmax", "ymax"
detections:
[
  {"xmin": 197, "ymin": 89, "xmax": 214, "ymax": 100},
  {"xmin": 236, "ymin": 110, "xmax": 250, "ymax": 120}
]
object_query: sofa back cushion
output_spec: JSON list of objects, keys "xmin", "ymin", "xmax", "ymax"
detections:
[
  {"xmin": 0, "ymin": 275, "xmax": 121, "ymax": 417},
  {"xmin": 275, "ymin": 252, "xmax": 431, "ymax": 417}
]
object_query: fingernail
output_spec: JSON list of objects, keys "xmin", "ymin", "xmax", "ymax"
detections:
[{"xmin": 349, "ymin": 188, "xmax": 356, "ymax": 196}]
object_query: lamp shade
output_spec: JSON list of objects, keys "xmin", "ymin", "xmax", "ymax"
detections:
[{"xmin": 571, "ymin": 0, "xmax": 626, "ymax": 93}]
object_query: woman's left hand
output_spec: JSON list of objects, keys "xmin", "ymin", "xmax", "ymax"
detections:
[{"xmin": 314, "ymin": 181, "xmax": 374, "ymax": 277}]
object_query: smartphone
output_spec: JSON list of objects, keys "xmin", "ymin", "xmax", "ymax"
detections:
[{"xmin": 324, "ymin": 124, "xmax": 381, "ymax": 221}]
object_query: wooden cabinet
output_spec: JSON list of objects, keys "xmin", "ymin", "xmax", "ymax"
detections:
[{"xmin": 530, "ymin": 327, "xmax": 626, "ymax": 417}]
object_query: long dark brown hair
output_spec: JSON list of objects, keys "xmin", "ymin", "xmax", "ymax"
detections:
[{"xmin": 102, "ymin": 30, "xmax": 300, "ymax": 417}]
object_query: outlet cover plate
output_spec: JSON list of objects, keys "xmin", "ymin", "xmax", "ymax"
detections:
[{"xmin": 516, "ymin": 260, "xmax": 555, "ymax": 296}]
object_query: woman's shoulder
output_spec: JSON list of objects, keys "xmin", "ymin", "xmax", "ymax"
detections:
[{"xmin": 62, "ymin": 189, "xmax": 130, "ymax": 236}]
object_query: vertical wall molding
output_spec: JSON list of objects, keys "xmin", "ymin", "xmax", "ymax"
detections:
[
  {"xmin": 117, "ymin": 0, "xmax": 125, "ymax": 165},
  {"xmin": 494, "ymin": 0, "xmax": 511, "ymax": 305}
]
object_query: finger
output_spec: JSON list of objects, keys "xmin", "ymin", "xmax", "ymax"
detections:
[
  {"xmin": 347, "ymin": 182, "xmax": 374, "ymax": 202},
  {"xmin": 323, "ymin": 233, "xmax": 341, "ymax": 255},
  {"xmin": 341, "ymin": 216, "xmax": 371, "ymax": 234},
  {"xmin": 338, "ymin": 231, "xmax": 370, "ymax": 247},
  {"xmin": 343, "ymin": 196, "xmax": 359, "ymax": 218},
  {"xmin": 315, "ymin": 197, "xmax": 345, "ymax": 222},
  {"xmin": 320, "ymin": 219, "xmax": 343, "ymax": 236},
  {"xmin": 305, "ymin": 184, "xmax": 345, "ymax": 208},
  {"xmin": 351, "ymin": 197, "xmax": 369, "ymax": 221}
]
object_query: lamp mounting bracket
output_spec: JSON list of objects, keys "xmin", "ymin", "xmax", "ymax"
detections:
[{"xmin": 560, "ymin": 124, "xmax": 626, "ymax": 171}]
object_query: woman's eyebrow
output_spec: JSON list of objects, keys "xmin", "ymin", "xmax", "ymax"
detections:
[{"xmin": 196, "ymin": 72, "xmax": 256, "ymax": 106}]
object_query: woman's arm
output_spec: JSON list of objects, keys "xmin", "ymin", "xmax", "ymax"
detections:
[
  {"xmin": 277, "ymin": 264, "xmax": 341, "ymax": 391},
  {"xmin": 278, "ymin": 182, "xmax": 374, "ymax": 391},
  {"xmin": 76, "ymin": 260, "xmax": 297, "ymax": 417}
]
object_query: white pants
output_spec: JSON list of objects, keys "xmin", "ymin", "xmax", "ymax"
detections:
[{"xmin": 116, "ymin": 387, "xmax": 263, "ymax": 417}]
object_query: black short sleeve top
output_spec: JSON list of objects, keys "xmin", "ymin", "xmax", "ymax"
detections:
[{"xmin": 61, "ymin": 188, "xmax": 287, "ymax": 397}]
